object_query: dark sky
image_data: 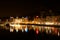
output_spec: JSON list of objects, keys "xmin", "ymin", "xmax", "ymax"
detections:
[{"xmin": 0, "ymin": 1, "xmax": 60, "ymax": 17}]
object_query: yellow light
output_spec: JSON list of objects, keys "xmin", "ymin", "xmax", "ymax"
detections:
[
  {"xmin": 45, "ymin": 22, "xmax": 54, "ymax": 25},
  {"xmin": 14, "ymin": 24, "xmax": 21, "ymax": 29},
  {"xmin": 16, "ymin": 29, "xmax": 18, "ymax": 32},
  {"xmin": 37, "ymin": 22, "xmax": 40, "ymax": 24},
  {"xmin": 22, "ymin": 29, "xmax": 24, "ymax": 32},
  {"xmin": 49, "ymin": 30, "xmax": 51, "ymax": 33},
  {"xmin": 10, "ymin": 24, "xmax": 15, "ymax": 27},
  {"xmin": 14, "ymin": 19, "xmax": 21, "ymax": 23},
  {"xmin": 58, "ymin": 32, "xmax": 60, "ymax": 36},
  {"xmin": 44, "ymin": 27, "xmax": 48, "ymax": 29}
]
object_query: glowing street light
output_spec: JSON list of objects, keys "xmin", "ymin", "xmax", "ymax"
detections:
[
  {"xmin": 36, "ymin": 16, "xmax": 39, "ymax": 18},
  {"xmin": 10, "ymin": 28, "xmax": 14, "ymax": 32},
  {"xmin": 45, "ymin": 22, "xmax": 54, "ymax": 25},
  {"xmin": 46, "ymin": 30, "xmax": 48, "ymax": 34},
  {"xmin": 25, "ymin": 27, "xmax": 28, "ymax": 32},
  {"xmin": 16, "ymin": 16, "xmax": 19, "ymax": 19},
  {"xmin": 22, "ymin": 16, "xmax": 24, "ymax": 18},
  {"xmin": 58, "ymin": 32, "xmax": 60, "ymax": 36},
  {"xmin": 35, "ymin": 28, "xmax": 39, "ymax": 34},
  {"xmin": 10, "ymin": 16, "xmax": 14, "ymax": 19},
  {"xmin": 22, "ymin": 29, "xmax": 24, "ymax": 32},
  {"xmin": 16, "ymin": 29, "xmax": 18, "ymax": 32},
  {"xmin": 49, "ymin": 30, "xmax": 52, "ymax": 33}
]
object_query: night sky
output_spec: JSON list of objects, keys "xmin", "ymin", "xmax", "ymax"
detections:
[
  {"xmin": 0, "ymin": 1, "xmax": 60, "ymax": 17},
  {"xmin": 0, "ymin": 1, "xmax": 60, "ymax": 39}
]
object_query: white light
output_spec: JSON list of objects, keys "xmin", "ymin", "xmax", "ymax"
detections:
[
  {"xmin": 25, "ymin": 28, "xmax": 28, "ymax": 32},
  {"xmin": 22, "ymin": 29, "xmax": 24, "ymax": 32},
  {"xmin": 16, "ymin": 29, "xmax": 18, "ymax": 32},
  {"xmin": 10, "ymin": 17, "xmax": 14, "ymax": 19},
  {"xmin": 10, "ymin": 24, "xmax": 15, "ymax": 27},
  {"xmin": 36, "ymin": 16, "xmax": 39, "ymax": 17},
  {"xmin": 10, "ymin": 28, "xmax": 14, "ymax": 32},
  {"xmin": 45, "ymin": 22, "xmax": 54, "ymax": 25},
  {"xmin": 58, "ymin": 32, "xmax": 60, "ymax": 36},
  {"xmin": 49, "ymin": 30, "xmax": 51, "ymax": 33},
  {"xmin": 32, "ymin": 25, "xmax": 34, "ymax": 27},
  {"xmin": 22, "ymin": 17, "xmax": 24, "ymax": 18}
]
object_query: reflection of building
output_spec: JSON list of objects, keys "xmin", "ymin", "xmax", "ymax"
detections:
[{"xmin": 0, "ymin": 16, "xmax": 60, "ymax": 36}]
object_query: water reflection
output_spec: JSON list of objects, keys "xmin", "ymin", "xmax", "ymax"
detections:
[{"xmin": 0, "ymin": 25, "xmax": 60, "ymax": 36}]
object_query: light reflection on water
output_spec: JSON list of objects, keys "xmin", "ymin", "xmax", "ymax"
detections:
[{"xmin": 0, "ymin": 25, "xmax": 60, "ymax": 36}]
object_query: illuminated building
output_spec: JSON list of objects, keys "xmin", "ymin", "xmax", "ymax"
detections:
[{"xmin": 0, "ymin": 16, "xmax": 60, "ymax": 36}]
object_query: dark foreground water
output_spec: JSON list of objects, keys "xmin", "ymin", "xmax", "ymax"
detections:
[{"xmin": 0, "ymin": 29, "xmax": 60, "ymax": 40}]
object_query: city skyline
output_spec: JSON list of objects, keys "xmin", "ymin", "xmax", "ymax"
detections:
[{"xmin": 0, "ymin": 1, "xmax": 60, "ymax": 40}]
